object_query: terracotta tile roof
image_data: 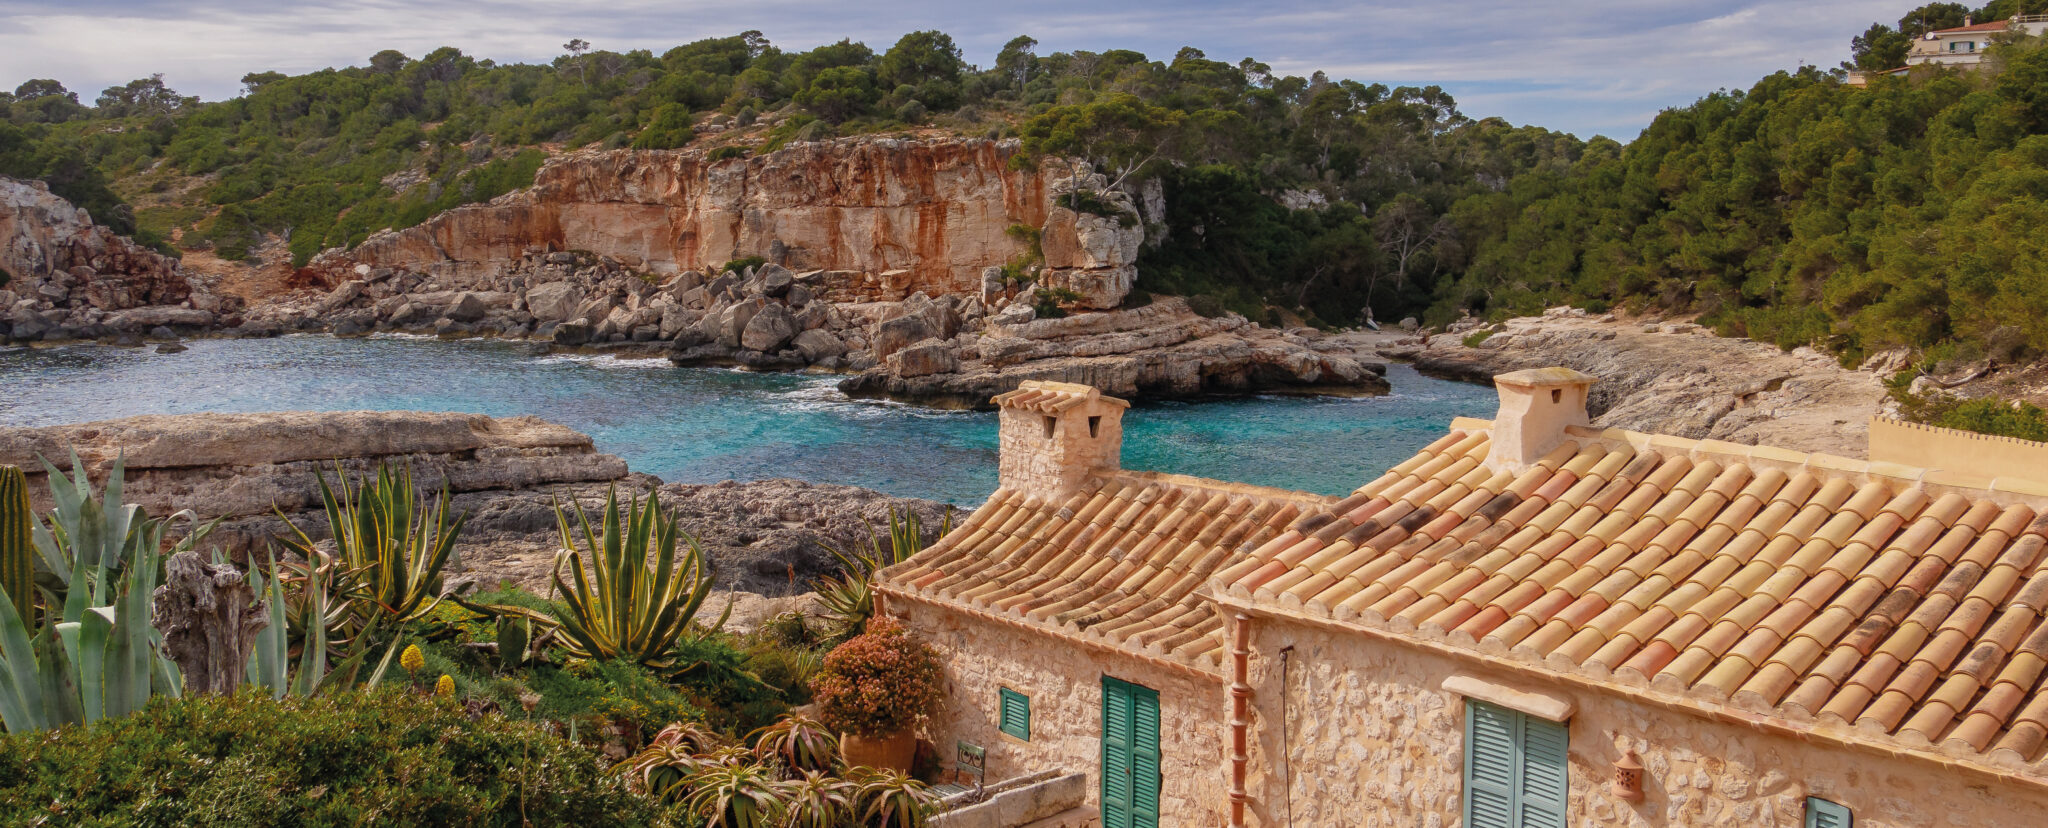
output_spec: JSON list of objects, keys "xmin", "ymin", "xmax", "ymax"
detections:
[
  {"xmin": 1217, "ymin": 418, "xmax": 2048, "ymax": 773},
  {"xmin": 989, "ymin": 381, "xmax": 1132, "ymax": 413},
  {"xmin": 879, "ymin": 471, "xmax": 1329, "ymax": 674},
  {"xmin": 1932, "ymin": 19, "xmax": 2014, "ymax": 34}
]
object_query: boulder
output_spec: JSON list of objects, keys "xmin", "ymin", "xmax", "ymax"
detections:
[
  {"xmin": 524, "ymin": 285, "xmax": 581, "ymax": 325},
  {"xmin": 872, "ymin": 314, "xmax": 934, "ymax": 360},
  {"xmin": 886, "ymin": 340, "xmax": 958, "ymax": 378},
  {"xmin": 716, "ymin": 298, "xmax": 764, "ymax": 348},
  {"xmin": 553, "ymin": 318, "xmax": 592, "ymax": 345},
  {"xmin": 740, "ymin": 303, "xmax": 798, "ymax": 352},
  {"xmin": 993, "ymin": 302, "xmax": 1035, "ymax": 326},
  {"xmin": 792, "ymin": 329, "xmax": 848, "ymax": 362},
  {"xmin": 446, "ymin": 292, "xmax": 488, "ymax": 322},
  {"xmin": 758, "ymin": 264, "xmax": 794, "ymax": 298}
]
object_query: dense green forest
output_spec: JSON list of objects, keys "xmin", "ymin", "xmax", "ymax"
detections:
[{"xmin": 7, "ymin": 7, "xmax": 2048, "ymax": 366}]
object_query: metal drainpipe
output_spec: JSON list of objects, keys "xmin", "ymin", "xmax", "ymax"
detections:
[{"xmin": 1229, "ymin": 613, "xmax": 1252, "ymax": 828}]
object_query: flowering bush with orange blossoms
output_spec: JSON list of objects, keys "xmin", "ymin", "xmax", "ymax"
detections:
[{"xmin": 810, "ymin": 619, "xmax": 943, "ymax": 739}]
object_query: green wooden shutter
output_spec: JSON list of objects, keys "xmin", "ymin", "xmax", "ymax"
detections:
[
  {"xmin": 999, "ymin": 687, "xmax": 1031, "ymax": 741},
  {"xmin": 1806, "ymin": 797, "xmax": 1853, "ymax": 828},
  {"xmin": 1131, "ymin": 683, "xmax": 1162, "ymax": 828},
  {"xmin": 1463, "ymin": 700, "xmax": 1570, "ymax": 828},
  {"xmin": 1101, "ymin": 677, "xmax": 1162, "ymax": 828},
  {"xmin": 1465, "ymin": 701, "xmax": 1518, "ymax": 828},
  {"xmin": 1102, "ymin": 679, "xmax": 1134, "ymax": 828},
  {"xmin": 1519, "ymin": 715, "xmax": 1569, "ymax": 828}
]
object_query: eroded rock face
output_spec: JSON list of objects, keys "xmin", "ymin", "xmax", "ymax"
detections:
[
  {"xmin": 0, "ymin": 177, "xmax": 235, "ymax": 343},
  {"xmin": 0, "ymin": 411, "xmax": 630, "ymax": 553},
  {"xmin": 839, "ymin": 297, "xmax": 1390, "ymax": 408},
  {"xmin": 304, "ymin": 137, "xmax": 1140, "ymax": 309},
  {"xmin": 1381, "ymin": 308, "xmax": 1885, "ymax": 457},
  {"xmin": 0, "ymin": 411, "xmax": 950, "ymax": 594}
]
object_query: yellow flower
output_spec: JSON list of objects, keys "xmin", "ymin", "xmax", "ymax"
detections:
[
  {"xmin": 435, "ymin": 674, "xmax": 456, "ymax": 698},
  {"xmin": 401, "ymin": 644, "xmax": 425, "ymax": 675}
]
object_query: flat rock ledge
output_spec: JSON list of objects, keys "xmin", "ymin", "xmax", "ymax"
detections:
[
  {"xmin": 0, "ymin": 411, "xmax": 947, "ymax": 594},
  {"xmin": 839, "ymin": 297, "xmax": 1390, "ymax": 409},
  {"xmin": 1380, "ymin": 309, "xmax": 1884, "ymax": 458}
]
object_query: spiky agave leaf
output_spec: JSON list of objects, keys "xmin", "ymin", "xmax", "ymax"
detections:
[{"xmin": 548, "ymin": 487, "xmax": 714, "ymax": 669}]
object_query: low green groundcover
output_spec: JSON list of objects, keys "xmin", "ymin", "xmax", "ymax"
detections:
[{"xmin": 0, "ymin": 689, "xmax": 661, "ymax": 827}]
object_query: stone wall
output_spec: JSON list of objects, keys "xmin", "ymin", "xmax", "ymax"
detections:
[
  {"xmin": 1236, "ymin": 610, "xmax": 2048, "ymax": 827},
  {"xmin": 887, "ymin": 597, "xmax": 1230, "ymax": 826}
]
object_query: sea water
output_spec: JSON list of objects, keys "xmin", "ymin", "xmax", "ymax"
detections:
[{"xmin": 0, "ymin": 335, "xmax": 1492, "ymax": 505}]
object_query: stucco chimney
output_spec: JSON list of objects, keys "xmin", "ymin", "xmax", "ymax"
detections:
[
  {"xmin": 992, "ymin": 381, "xmax": 1128, "ymax": 502},
  {"xmin": 1486, "ymin": 367, "xmax": 1598, "ymax": 471}
]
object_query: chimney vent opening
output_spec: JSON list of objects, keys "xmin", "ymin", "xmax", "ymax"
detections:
[
  {"xmin": 1043, "ymin": 416, "xmax": 1057, "ymax": 439},
  {"xmin": 1551, "ymin": 389, "xmax": 1562, "ymax": 403},
  {"xmin": 1088, "ymin": 416, "xmax": 1102, "ymax": 438}
]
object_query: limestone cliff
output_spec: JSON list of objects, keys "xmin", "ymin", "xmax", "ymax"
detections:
[
  {"xmin": 308, "ymin": 136, "xmax": 1139, "ymax": 310},
  {"xmin": 0, "ymin": 176, "xmax": 235, "ymax": 342}
]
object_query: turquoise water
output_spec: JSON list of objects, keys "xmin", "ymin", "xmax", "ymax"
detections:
[{"xmin": 0, "ymin": 335, "xmax": 1493, "ymax": 505}]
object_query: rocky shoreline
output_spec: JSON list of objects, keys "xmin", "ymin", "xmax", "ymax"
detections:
[
  {"xmin": 0, "ymin": 411, "xmax": 949, "ymax": 595},
  {"xmin": 2, "ymin": 138, "xmax": 1395, "ymax": 406},
  {"xmin": 1378, "ymin": 308, "xmax": 1886, "ymax": 457}
]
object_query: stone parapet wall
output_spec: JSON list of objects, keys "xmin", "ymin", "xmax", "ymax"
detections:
[
  {"xmin": 888, "ymin": 597, "xmax": 1230, "ymax": 826},
  {"xmin": 1236, "ymin": 609, "xmax": 2048, "ymax": 827}
]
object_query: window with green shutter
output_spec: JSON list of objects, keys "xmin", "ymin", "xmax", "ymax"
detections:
[
  {"xmin": 1101, "ymin": 676, "xmax": 1161, "ymax": 828},
  {"xmin": 1463, "ymin": 699, "xmax": 1569, "ymax": 828},
  {"xmin": 999, "ymin": 687, "xmax": 1030, "ymax": 741},
  {"xmin": 1806, "ymin": 797, "xmax": 1853, "ymax": 828}
]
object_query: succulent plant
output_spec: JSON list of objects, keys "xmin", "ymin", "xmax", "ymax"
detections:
[
  {"xmin": 435, "ymin": 674, "xmax": 455, "ymax": 697},
  {"xmin": 550, "ymin": 487, "xmax": 716, "ymax": 669},
  {"xmin": 750, "ymin": 714, "xmax": 840, "ymax": 776},
  {"xmin": 0, "ymin": 465, "xmax": 32, "ymax": 629},
  {"xmin": 400, "ymin": 643, "xmax": 425, "ymax": 675}
]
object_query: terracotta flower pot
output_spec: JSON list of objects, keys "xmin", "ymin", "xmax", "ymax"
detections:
[{"xmin": 841, "ymin": 729, "xmax": 917, "ymax": 772}]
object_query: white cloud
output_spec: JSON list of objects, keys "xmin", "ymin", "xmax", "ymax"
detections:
[{"xmin": 0, "ymin": 0, "xmax": 1936, "ymax": 137}]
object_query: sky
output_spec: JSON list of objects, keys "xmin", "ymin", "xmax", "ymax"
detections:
[{"xmin": 0, "ymin": 0, "xmax": 1931, "ymax": 140}]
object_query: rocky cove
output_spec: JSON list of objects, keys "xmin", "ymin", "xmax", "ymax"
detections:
[{"xmin": 1, "ymin": 137, "xmax": 1389, "ymax": 406}]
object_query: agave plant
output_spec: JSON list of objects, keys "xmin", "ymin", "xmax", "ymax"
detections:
[
  {"xmin": 0, "ymin": 455, "xmax": 209, "ymax": 733},
  {"xmin": 848, "ymin": 767, "xmax": 938, "ymax": 828},
  {"xmin": 814, "ymin": 508, "xmax": 950, "ymax": 646},
  {"xmin": 781, "ymin": 771, "xmax": 854, "ymax": 828},
  {"xmin": 550, "ymin": 486, "xmax": 716, "ymax": 668},
  {"xmin": 750, "ymin": 714, "xmax": 840, "ymax": 776},
  {"xmin": 679, "ymin": 761, "xmax": 790, "ymax": 828},
  {"xmin": 280, "ymin": 463, "xmax": 465, "ymax": 646}
]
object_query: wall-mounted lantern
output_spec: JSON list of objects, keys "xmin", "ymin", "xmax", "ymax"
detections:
[{"xmin": 1611, "ymin": 749, "xmax": 1645, "ymax": 802}]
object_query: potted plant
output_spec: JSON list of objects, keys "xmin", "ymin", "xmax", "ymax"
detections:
[{"xmin": 811, "ymin": 618, "xmax": 943, "ymax": 772}]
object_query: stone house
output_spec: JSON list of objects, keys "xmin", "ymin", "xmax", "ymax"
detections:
[{"xmin": 880, "ymin": 374, "xmax": 2048, "ymax": 827}]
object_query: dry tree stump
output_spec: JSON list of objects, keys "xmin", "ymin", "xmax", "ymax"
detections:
[{"xmin": 152, "ymin": 550, "xmax": 270, "ymax": 695}]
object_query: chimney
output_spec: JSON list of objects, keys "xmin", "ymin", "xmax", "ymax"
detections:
[
  {"xmin": 1966, "ymin": 14, "xmax": 1974, "ymax": 26},
  {"xmin": 1486, "ymin": 367, "xmax": 1598, "ymax": 471},
  {"xmin": 992, "ymin": 381, "xmax": 1128, "ymax": 502}
]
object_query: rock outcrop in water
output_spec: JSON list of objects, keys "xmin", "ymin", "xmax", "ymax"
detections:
[
  {"xmin": 839, "ymin": 297, "xmax": 1390, "ymax": 408},
  {"xmin": 300, "ymin": 137, "xmax": 1139, "ymax": 311},
  {"xmin": 1381, "ymin": 307, "xmax": 1885, "ymax": 457},
  {"xmin": 0, "ymin": 177, "xmax": 238, "ymax": 343},
  {"xmin": 0, "ymin": 410, "xmax": 946, "ymax": 594}
]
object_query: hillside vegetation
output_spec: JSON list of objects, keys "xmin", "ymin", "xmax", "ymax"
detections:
[
  {"xmin": 0, "ymin": 30, "xmax": 1573, "ymax": 325},
  {"xmin": 7, "ymin": 12, "xmax": 2048, "ymax": 369}
]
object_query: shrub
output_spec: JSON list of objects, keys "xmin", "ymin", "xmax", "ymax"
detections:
[
  {"xmin": 1061, "ymin": 189, "xmax": 1138, "ymax": 227},
  {"xmin": 1187, "ymin": 294, "xmax": 1228, "ymax": 319},
  {"xmin": 718, "ymin": 255, "xmax": 768, "ymax": 275},
  {"xmin": 1462, "ymin": 329, "xmax": 1494, "ymax": 348},
  {"xmin": 810, "ymin": 619, "xmax": 942, "ymax": 739},
  {"xmin": 0, "ymin": 689, "xmax": 659, "ymax": 826},
  {"xmin": 1032, "ymin": 286, "xmax": 1084, "ymax": 319},
  {"xmin": 707, "ymin": 145, "xmax": 750, "ymax": 162}
]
